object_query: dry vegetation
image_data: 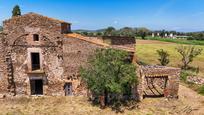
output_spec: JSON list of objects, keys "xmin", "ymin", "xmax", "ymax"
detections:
[
  {"xmin": 0, "ymin": 40, "xmax": 204, "ymax": 115},
  {"xmin": 0, "ymin": 85, "xmax": 204, "ymax": 115}
]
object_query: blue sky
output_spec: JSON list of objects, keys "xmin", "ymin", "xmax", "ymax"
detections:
[{"xmin": 0, "ymin": 0, "xmax": 204, "ymax": 32}]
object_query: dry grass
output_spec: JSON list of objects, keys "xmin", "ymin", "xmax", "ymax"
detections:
[
  {"xmin": 1, "ymin": 40, "xmax": 204, "ymax": 115},
  {"xmin": 136, "ymin": 40, "xmax": 204, "ymax": 76},
  {"xmin": 1, "ymin": 85, "xmax": 204, "ymax": 115}
]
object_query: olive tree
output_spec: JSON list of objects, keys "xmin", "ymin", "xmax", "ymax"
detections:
[
  {"xmin": 176, "ymin": 45, "xmax": 202, "ymax": 70},
  {"xmin": 80, "ymin": 49, "xmax": 137, "ymax": 107}
]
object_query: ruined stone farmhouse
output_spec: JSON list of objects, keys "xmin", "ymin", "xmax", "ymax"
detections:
[{"xmin": 0, "ymin": 13, "xmax": 180, "ymax": 100}]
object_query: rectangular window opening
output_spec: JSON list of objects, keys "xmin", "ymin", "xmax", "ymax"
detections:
[
  {"xmin": 31, "ymin": 53, "xmax": 40, "ymax": 71},
  {"xmin": 33, "ymin": 34, "xmax": 39, "ymax": 41}
]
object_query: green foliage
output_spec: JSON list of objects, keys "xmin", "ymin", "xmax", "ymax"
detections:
[
  {"xmin": 198, "ymin": 85, "xmax": 204, "ymax": 95},
  {"xmin": 117, "ymin": 27, "xmax": 135, "ymax": 37},
  {"xmin": 146, "ymin": 37, "xmax": 204, "ymax": 46},
  {"xmin": 12, "ymin": 5, "xmax": 21, "ymax": 17},
  {"xmin": 104, "ymin": 27, "xmax": 116, "ymax": 36},
  {"xmin": 0, "ymin": 26, "xmax": 2, "ymax": 31},
  {"xmin": 156, "ymin": 49, "xmax": 170, "ymax": 66},
  {"xmin": 140, "ymin": 32, "xmax": 146, "ymax": 39},
  {"xmin": 76, "ymin": 27, "xmax": 150, "ymax": 37},
  {"xmin": 180, "ymin": 70, "xmax": 189, "ymax": 82},
  {"xmin": 80, "ymin": 49, "xmax": 137, "ymax": 96},
  {"xmin": 176, "ymin": 45, "xmax": 202, "ymax": 70},
  {"xmin": 187, "ymin": 32, "xmax": 204, "ymax": 40}
]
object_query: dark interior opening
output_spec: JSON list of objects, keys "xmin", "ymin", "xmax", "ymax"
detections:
[
  {"xmin": 33, "ymin": 34, "xmax": 39, "ymax": 41},
  {"xmin": 31, "ymin": 53, "xmax": 40, "ymax": 71},
  {"xmin": 30, "ymin": 79, "xmax": 43, "ymax": 95},
  {"xmin": 64, "ymin": 83, "xmax": 72, "ymax": 96},
  {"xmin": 143, "ymin": 76, "xmax": 168, "ymax": 98}
]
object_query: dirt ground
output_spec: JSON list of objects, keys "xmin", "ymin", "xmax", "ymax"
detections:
[{"xmin": 0, "ymin": 85, "xmax": 203, "ymax": 115}]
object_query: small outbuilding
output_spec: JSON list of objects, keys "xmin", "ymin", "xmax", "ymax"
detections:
[{"xmin": 137, "ymin": 66, "xmax": 180, "ymax": 100}]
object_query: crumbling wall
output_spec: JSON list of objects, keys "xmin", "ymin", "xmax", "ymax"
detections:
[
  {"xmin": 138, "ymin": 66, "xmax": 180, "ymax": 100},
  {"xmin": 101, "ymin": 36, "xmax": 136, "ymax": 48},
  {"xmin": 3, "ymin": 13, "xmax": 67, "ymax": 46},
  {"xmin": 63, "ymin": 38, "xmax": 103, "ymax": 95},
  {"xmin": 9, "ymin": 29, "xmax": 64, "ymax": 95},
  {"xmin": 2, "ymin": 13, "xmax": 65, "ymax": 95},
  {"xmin": 0, "ymin": 33, "xmax": 8, "ymax": 94}
]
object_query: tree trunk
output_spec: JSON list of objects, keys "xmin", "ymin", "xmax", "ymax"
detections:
[{"xmin": 99, "ymin": 95, "xmax": 105, "ymax": 109}]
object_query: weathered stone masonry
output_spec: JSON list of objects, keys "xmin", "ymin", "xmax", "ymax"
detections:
[
  {"xmin": 1, "ymin": 13, "xmax": 70, "ymax": 96},
  {"xmin": 0, "ymin": 13, "xmax": 180, "ymax": 100},
  {"xmin": 137, "ymin": 66, "xmax": 180, "ymax": 100},
  {"xmin": 0, "ymin": 13, "xmax": 132, "ymax": 96}
]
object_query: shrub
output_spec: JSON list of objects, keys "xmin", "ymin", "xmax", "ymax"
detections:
[
  {"xmin": 156, "ymin": 49, "xmax": 170, "ymax": 66},
  {"xmin": 176, "ymin": 45, "xmax": 202, "ymax": 70},
  {"xmin": 198, "ymin": 85, "xmax": 204, "ymax": 95},
  {"xmin": 80, "ymin": 49, "xmax": 137, "ymax": 107},
  {"xmin": 180, "ymin": 70, "xmax": 189, "ymax": 82}
]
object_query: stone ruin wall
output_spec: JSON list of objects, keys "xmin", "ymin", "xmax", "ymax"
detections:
[
  {"xmin": 0, "ymin": 33, "xmax": 8, "ymax": 94},
  {"xmin": 101, "ymin": 36, "xmax": 136, "ymax": 48},
  {"xmin": 8, "ymin": 30, "xmax": 64, "ymax": 95},
  {"xmin": 1, "ymin": 14, "xmax": 66, "ymax": 96},
  {"xmin": 137, "ymin": 66, "xmax": 180, "ymax": 100},
  {"xmin": 0, "ymin": 13, "xmax": 138, "ymax": 96},
  {"xmin": 63, "ymin": 38, "xmax": 103, "ymax": 95}
]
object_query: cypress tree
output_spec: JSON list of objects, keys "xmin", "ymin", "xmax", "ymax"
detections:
[{"xmin": 12, "ymin": 5, "xmax": 21, "ymax": 17}]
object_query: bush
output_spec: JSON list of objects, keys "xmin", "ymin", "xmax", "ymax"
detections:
[
  {"xmin": 156, "ymin": 49, "xmax": 170, "ymax": 66},
  {"xmin": 198, "ymin": 85, "xmax": 204, "ymax": 95},
  {"xmin": 180, "ymin": 70, "xmax": 189, "ymax": 82},
  {"xmin": 176, "ymin": 45, "xmax": 202, "ymax": 70},
  {"xmin": 80, "ymin": 49, "xmax": 137, "ymax": 108},
  {"xmin": 136, "ymin": 60, "xmax": 148, "ymax": 66}
]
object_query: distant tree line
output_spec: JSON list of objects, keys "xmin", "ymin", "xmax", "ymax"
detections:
[
  {"xmin": 76, "ymin": 27, "xmax": 204, "ymax": 41},
  {"xmin": 76, "ymin": 26, "xmax": 151, "ymax": 39},
  {"xmin": 186, "ymin": 32, "xmax": 204, "ymax": 40},
  {"xmin": 154, "ymin": 30, "xmax": 204, "ymax": 41}
]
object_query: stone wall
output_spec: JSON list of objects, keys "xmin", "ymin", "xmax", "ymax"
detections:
[
  {"xmin": 63, "ymin": 37, "xmax": 103, "ymax": 95},
  {"xmin": 0, "ymin": 33, "xmax": 8, "ymax": 94},
  {"xmin": 101, "ymin": 36, "xmax": 136, "ymax": 48},
  {"xmin": 0, "ymin": 13, "xmax": 138, "ymax": 97},
  {"xmin": 1, "ymin": 13, "xmax": 66, "ymax": 96},
  {"xmin": 137, "ymin": 66, "xmax": 180, "ymax": 100}
]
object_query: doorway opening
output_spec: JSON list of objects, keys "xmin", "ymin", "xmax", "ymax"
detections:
[
  {"xmin": 143, "ymin": 76, "xmax": 168, "ymax": 98},
  {"xmin": 64, "ymin": 83, "xmax": 72, "ymax": 96},
  {"xmin": 31, "ymin": 53, "xmax": 40, "ymax": 71},
  {"xmin": 30, "ymin": 79, "xmax": 43, "ymax": 95}
]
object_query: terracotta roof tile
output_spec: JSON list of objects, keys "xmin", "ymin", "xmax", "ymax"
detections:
[
  {"xmin": 64, "ymin": 33, "xmax": 109, "ymax": 47},
  {"xmin": 65, "ymin": 33, "xmax": 136, "ymax": 52}
]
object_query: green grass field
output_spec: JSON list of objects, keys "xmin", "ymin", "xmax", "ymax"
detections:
[
  {"xmin": 136, "ymin": 40, "xmax": 204, "ymax": 77},
  {"xmin": 142, "ymin": 37, "xmax": 204, "ymax": 46}
]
